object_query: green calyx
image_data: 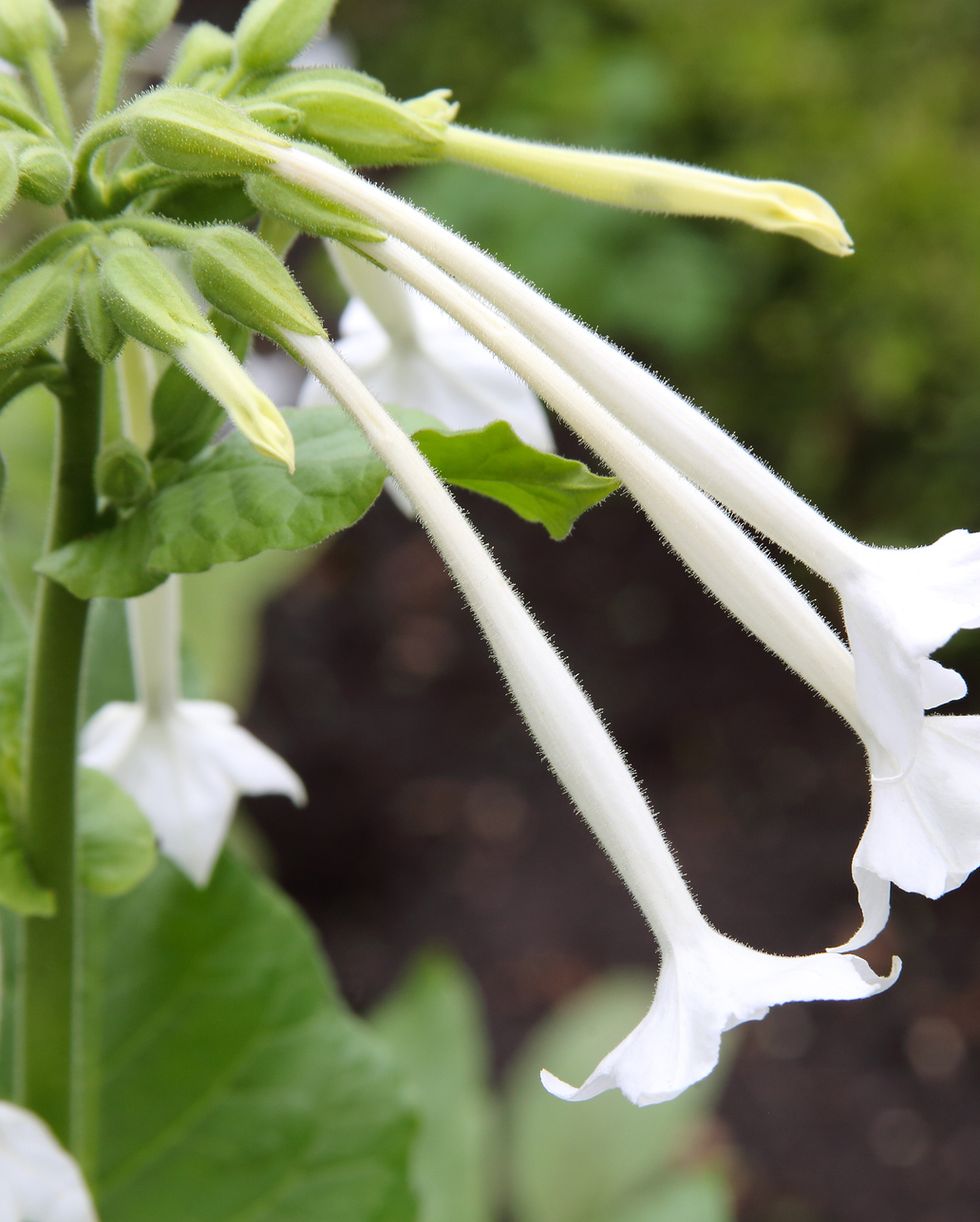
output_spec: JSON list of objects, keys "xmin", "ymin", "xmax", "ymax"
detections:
[
  {"xmin": 0, "ymin": 0, "xmax": 65, "ymax": 66},
  {"xmin": 99, "ymin": 237, "xmax": 210, "ymax": 354},
  {"xmin": 259, "ymin": 73, "xmax": 459, "ymax": 166},
  {"xmin": 92, "ymin": 0, "xmax": 181, "ymax": 55},
  {"xmin": 0, "ymin": 261, "xmax": 76, "ymax": 368},
  {"xmin": 189, "ymin": 225, "xmax": 323, "ymax": 339},
  {"xmin": 232, "ymin": 0, "xmax": 338, "ymax": 75}
]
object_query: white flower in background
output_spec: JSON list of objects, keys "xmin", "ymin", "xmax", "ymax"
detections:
[
  {"xmin": 81, "ymin": 578, "xmax": 305, "ymax": 886},
  {"xmin": 0, "ymin": 1102, "xmax": 97, "ymax": 1222},
  {"xmin": 298, "ymin": 240, "xmax": 553, "ymax": 453},
  {"xmin": 285, "ymin": 330, "xmax": 898, "ymax": 1107}
]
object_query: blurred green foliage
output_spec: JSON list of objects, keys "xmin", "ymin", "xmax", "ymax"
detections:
[
  {"xmin": 343, "ymin": 0, "xmax": 980, "ymax": 541},
  {"xmin": 371, "ymin": 957, "xmax": 733, "ymax": 1222}
]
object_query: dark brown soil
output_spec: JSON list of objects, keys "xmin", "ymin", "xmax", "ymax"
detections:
[{"xmin": 249, "ymin": 421, "xmax": 980, "ymax": 1222}]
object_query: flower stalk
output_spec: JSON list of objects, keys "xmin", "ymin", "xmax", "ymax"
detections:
[{"xmin": 15, "ymin": 327, "xmax": 102, "ymax": 1153}]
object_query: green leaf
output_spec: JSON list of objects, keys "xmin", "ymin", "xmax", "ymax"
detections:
[
  {"xmin": 79, "ymin": 768, "xmax": 156, "ymax": 897},
  {"xmin": 0, "ymin": 799, "xmax": 54, "ymax": 915},
  {"xmin": 372, "ymin": 953, "xmax": 496, "ymax": 1222},
  {"xmin": 38, "ymin": 407, "xmax": 388, "ymax": 599},
  {"xmin": 505, "ymin": 971, "xmax": 731, "ymax": 1222},
  {"xmin": 610, "ymin": 1169, "xmax": 733, "ymax": 1222},
  {"xmin": 412, "ymin": 421, "xmax": 620, "ymax": 539},
  {"xmin": 95, "ymin": 855, "xmax": 418, "ymax": 1221}
]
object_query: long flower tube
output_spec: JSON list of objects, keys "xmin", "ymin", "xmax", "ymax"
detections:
[
  {"xmin": 313, "ymin": 241, "xmax": 980, "ymax": 949},
  {"xmin": 268, "ymin": 147, "xmax": 980, "ymax": 775},
  {"xmin": 285, "ymin": 328, "xmax": 897, "ymax": 1106},
  {"xmin": 81, "ymin": 577, "xmax": 307, "ymax": 886}
]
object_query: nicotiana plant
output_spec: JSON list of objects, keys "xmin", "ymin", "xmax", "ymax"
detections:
[{"xmin": 0, "ymin": 0, "xmax": 975, "ymax": 1214}]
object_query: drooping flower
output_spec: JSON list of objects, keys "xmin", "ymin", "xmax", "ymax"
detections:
[
  {"xmin": 81, "ymin": 578, "xmax": 305, "ymax": 886},
  {"xmin": 267, "ymin": 146, "xmax": 980, "ymax": 776},
  {"xmin": 300, "ymin": 238, "xmax": 980, "ymax": 949},
  {"xmin": 282, "ymin": 328, "xmax": 897, "ymax": 1106},
  {"xmin": 0, "ymin": 1102, "xmax": 97, "ymax": 1222},
  {"xmin": 299, "ymin": 240, "xmax": 553, "ymax": 452}
]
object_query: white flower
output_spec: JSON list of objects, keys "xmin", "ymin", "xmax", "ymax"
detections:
[
  {"xmin": 298, "ymin": 240, "xmax": 553, "ymax": 452},
  {"xmin": 270, "ymin": 146, "xmax": 980, "ymax": 776},
  {"xmin": 285, "ymin": 329, "xmax": 898, "ymax": 1106},
  {"xmin": 542, "ymin": 929, "xmax": 893, "ymax": 1106},
  {"xmin": 289, "ymin": 237, "xmax": 980, "ymax": 950},
  {"xmin": 80, "ymin": 579, "xmax": 305, "ymax": 886},
  {"xmin": 0, "ymin": 1102, "xmax": 97, "ymax": 1222}
]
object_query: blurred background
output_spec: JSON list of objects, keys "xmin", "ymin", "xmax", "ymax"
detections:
[{"xmin": 5, "ymin": 1, "xmax": 980, "ymax": 1218}]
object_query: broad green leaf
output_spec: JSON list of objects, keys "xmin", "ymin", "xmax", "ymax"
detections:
[
  {"xmin": 38, "ymin": 407, "xmax": 389, "ymax": 599},
  {"xmin": 372, "ymin": 953, "xmax": 496, "ymax": 1222},
  {"xmin": 412, "ymin": 421, "xmax": 620, "ymax": 539},
  {"xmin": 79, "ymin": 768, "xmax": 156, "ymax": 897},
  {"xmin": 95, "ymin": 855, "xmax": 418, "ymax": 1221},
  {"xmin": 0, "ymin": 799, "xmax": 54, "ymax": 915},
  {"xmin": 505, "ymin": 971, "xmax": 730, "ymax": 1222},
  {"xmin": 611, "ymin": 1169, "xmax": 733, "ymax": 1222}
]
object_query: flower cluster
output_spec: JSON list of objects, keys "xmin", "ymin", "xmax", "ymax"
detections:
[{"xmin": 2, "ymin": 0, "xmax": 977, "ymax": 1128}]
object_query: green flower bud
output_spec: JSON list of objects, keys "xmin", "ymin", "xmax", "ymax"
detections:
[
  {"xmin": 96, "ymin": 438, "xmax": 154, "ymax": 507},
  {"xmin": 0, "ymin": 145, "xmax": 17, "ymax": 220},
  {"xmin": 99, "ymin": 240, "xmax": 209, "ymax": 354},
  {"xmin": 16, "ymin": 140, "xmax": 72, "ymax": 205},
  {"xmin": 166, "ymin": 22, "xmax": 234, "ymax": 86},
  {"xmin": 74, "ymin": 264, "xmax": 126, "ymax": 363},
  {"xmin": 239, "ymin": 99, "xmax": 303, "ymax": 135},
  {"xmin": 189, "ymin": 226, "xmax": 322, "ymax": 339},
  {"xmin": 244, "ymin": 148, "xmax": 383, "ymax": 244},
  {"xmin": 0, "ymin": 0, "xmax": 65, "ymax": 65},
  {"xmin": 0, "ymin": 262, "xmax": 76, "ymax": 368},
  {"xmin": 125, "ymin": 89, "xmax": 287, "ymax": 176},
  {"xmin": 233, "ymin": 0, "xmax": 338, "ymax": 75},
  {"xmin": 93, "ymin": 0, "xmax": 180, "ymax": 54},
  {"xmin": 261, "ymin": 75, "xmax": 457, "ymax": 166}
]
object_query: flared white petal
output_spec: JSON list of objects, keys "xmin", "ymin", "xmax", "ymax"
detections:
[
  {"xmin": 541, "ymin": 931, "xmax": 899, "ymax": 1107},
  {"xmin": 0, "ymin": 1103, "xmax": 97, "ymax": 1222},
  {"xmin": 835, "ymin": 715, "xmax": 980, "ymax": 952},
  {"xmin": 81, "ymin": 700, "xmax": 306, "ymax": 886},
  {"xmin": 840, "ymin": 532, "xmax": 980, "ymax": 771}
]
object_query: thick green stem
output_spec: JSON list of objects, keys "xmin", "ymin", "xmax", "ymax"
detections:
[{"xmin": 15, "ymin": 328, "xmax": 102, "ymax": 1154}]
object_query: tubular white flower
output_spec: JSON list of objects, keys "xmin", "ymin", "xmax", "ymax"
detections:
[
  {"xmin": 299, "ymin": 241, "xmax": 553, "ymax": 451},
  {"xmin": 269, "ymin": 147, "xmax": 980, "ymax": 774},
  {"xmin": 80, "ymin": 578, "xmax": 306, "ymax": 886},
  {"xmin": 313, "ymin": 240, "xmax": 980, "ymax": 948},
  {"xmin": 284, "ymin": 328, "xmax": 897, "ymax": 1106},
  {"xmin": 442, "ymin": 125, "xmax": 854, "ymax": 257},
  {"xmin": 0, "ymin": 1102, "xmax": 97, "ymax": 1222}
]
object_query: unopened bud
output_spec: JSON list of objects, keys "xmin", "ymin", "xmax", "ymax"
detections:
[
  {"xmin": 262, "ymin": 75, "xmax": 456, "ymax": 166},
  {"xmin": 190, "ymin": 226, "xmax": 322, "ymax": 339},
  {"xmin": 93, "ymin": 0, "xmax": 180, "ymax": 54},
  {"xmin": 125, "ymin": 89, "xmax": 286, "ymax": 176},
  {"xmin": 99, "ymin": 240, "xmax": 209, "ymax": 353},
  {"xmin": 245, "ymin": 152, "xmax": 383, "ymax": 244},
  {"xmin": 239, "ymin": 99, "xmax": 302, "ymax": 135},
  {"xmin": 96, "ymin": 438, "xmax": 154, "ymax": 507},
  {"xmin": 0, "ymin": 262, "xmax": 75, "ymax": 368},
  {"xmin": 16, "ymin": 140, "xmax": 72, "ymax": 205},
  {"xmin": 74, "ymin": 264, "xmax": 125, "ymax": 363},
  {"xmin": 0, "ymin": 0, "xmax": 65, "ymax": 65},
  {"xmin": 233, "ymin": 0, "xmax": 337, "ymax": 74},
  {"xmin": 166, "ymin": 22, "xmax": 234, "ymax": 86},
  {"xmin": 177, "ymin": 330, "xmax": 296, "ymax": 470}
]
